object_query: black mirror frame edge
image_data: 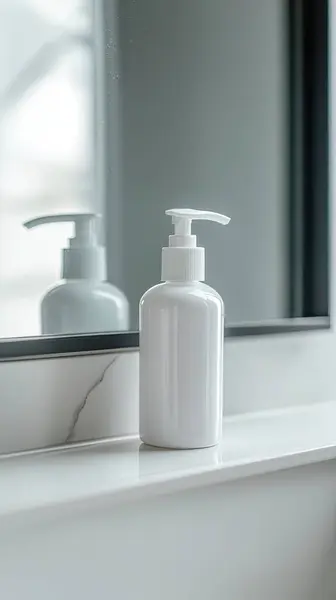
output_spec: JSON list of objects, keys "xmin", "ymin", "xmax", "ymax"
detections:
[
  {"xmin": 0, "ymin": 317, "xmax": 329, "ymax": 363},
  {"xmin": 0, "ymin": 0, "xmax": 329, "ymax": 363}
]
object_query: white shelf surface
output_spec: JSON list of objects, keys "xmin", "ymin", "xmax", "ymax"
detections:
[{"xmin": 1, "ymin": 401, "xmax": 336, "ymax": 520}]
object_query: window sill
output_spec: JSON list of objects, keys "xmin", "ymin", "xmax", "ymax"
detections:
[{"xmin": 1, "ymin": 400, "xmax": 336, "ymax": 521}]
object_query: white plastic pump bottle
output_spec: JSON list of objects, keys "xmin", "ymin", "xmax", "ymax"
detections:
[
  {"xmin": 139, "ymin": 208, "xmax": 231, "ymax": 449},
  {"xmin": 24, "ymin": 213, "xmax": 129, "ymax": 335}
]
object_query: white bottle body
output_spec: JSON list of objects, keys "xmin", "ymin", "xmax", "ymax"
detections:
[
  {"xmin": 41, "ymin": 280, "xmax": 129, "ymax": 335},
  {"xmin": 139, "ymin": 281, "xmax": 224, "ymax": 449}
]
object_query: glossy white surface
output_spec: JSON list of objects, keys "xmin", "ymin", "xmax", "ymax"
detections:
[
  {"xmin": 140, "ymin": 281, "xmax": 224, "ymax": 448},
  {"xmin": 1, "ymin": 401, "xmax": 336, "ymax": 520}
]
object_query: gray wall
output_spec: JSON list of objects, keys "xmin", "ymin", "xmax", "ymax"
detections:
[{"xmin": 116, "ymin": 0, "xmax": 287, "ymax": 327}]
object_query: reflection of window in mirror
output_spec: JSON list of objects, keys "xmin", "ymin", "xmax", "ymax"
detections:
[{"xmin": 0, "ymin": 0, "xmax": 93, "ymax": 337}]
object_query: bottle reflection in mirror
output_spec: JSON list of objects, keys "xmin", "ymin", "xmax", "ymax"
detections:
[{"xmin": 24, "ymin": 214, "xmax": 129, "ymax": 335}]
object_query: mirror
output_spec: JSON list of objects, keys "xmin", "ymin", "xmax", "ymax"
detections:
[{"xmin": 0, "ymin": 0, "xmax": 329, "ymax": 356}]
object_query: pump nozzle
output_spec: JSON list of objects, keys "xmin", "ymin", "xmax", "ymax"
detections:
[
  {"xmin": 24, "ymin": 213, "xmax": 99, "ymax": 246},
  {"xmin": 166, "ymin": 208, "xmax": 230, "ymax": 235},
  {"xmin": 23, "ymin": 213, "xmax": 106, "ymax": 281},
  {"xmin": 162, "ymin": 208, "xmax": 231, "ymax": 282}
]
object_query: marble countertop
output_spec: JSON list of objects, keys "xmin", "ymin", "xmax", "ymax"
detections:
[{"xmin": 1, "ymin": 401, "xmax": 336, "ymax": 520}]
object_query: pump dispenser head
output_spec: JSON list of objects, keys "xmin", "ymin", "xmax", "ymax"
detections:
[
  {"xmin": 24, "ymin": 213, "xmax": 106, "ymax": 281},
  {"xmin": 162, "ymin": 208, "xmax": 230, "ymax": 281}
]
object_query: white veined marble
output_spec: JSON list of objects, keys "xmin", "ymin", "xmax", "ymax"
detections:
[{"xmin": 0, "ymin": 351, "xmax": 138, "ymax": 454}]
